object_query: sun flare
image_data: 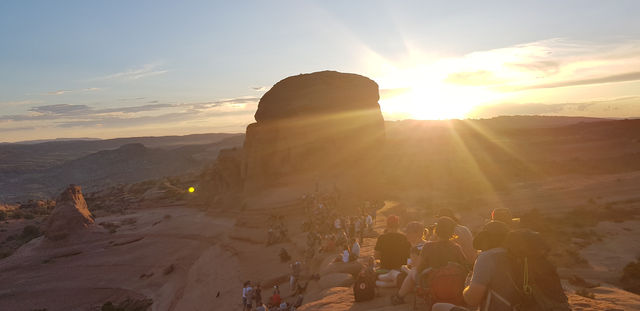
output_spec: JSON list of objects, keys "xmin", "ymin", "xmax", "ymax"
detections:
[{"xmin": 380, "ymin": 81, "xmax": 501, "ymax": 120}]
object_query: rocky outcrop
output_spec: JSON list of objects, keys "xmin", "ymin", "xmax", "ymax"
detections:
[
  {"xmin": 242, "ymin": 71, "xmax": 385, "ymax": 193},
  {"xmin": 44, "ymin": 184, "xmax": 94, "ymax": 240},
  {"xmin": 318, "ymin": 273, "xmax": 354, "ymax": 290},
  {"xmin": 196, "ymin": 147, "xmax": 244, "ymax": 208}
]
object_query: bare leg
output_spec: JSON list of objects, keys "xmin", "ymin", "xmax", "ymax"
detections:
[{"xmin": 397, "ymin": 273, "xmax": 415, "ymax": 297}]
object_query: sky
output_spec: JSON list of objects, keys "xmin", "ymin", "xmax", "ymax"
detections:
[{"xmin": 1, "ymin": 1, "xmax": 640, "ymax": 142}]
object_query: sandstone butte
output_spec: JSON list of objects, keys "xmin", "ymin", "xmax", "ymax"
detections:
[
  {"xmin": 198, "ymin": 70, "xmax": 387, "ymax": 207},
  {"xmin": 244, "ymin": 70, "xmax": 386, "ymax": 191}
]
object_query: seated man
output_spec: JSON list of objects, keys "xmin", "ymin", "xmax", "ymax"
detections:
[
  {"xmin": 391, "ymin": 216, "xmax": 467, "ymax": 305},
  {"xmin": 432, "ymin": 221, "xmax": 513, "ymax": 311},
  {"xmin": 491, "ymin": 208, "xmax": 520, "ymax": 229},
  {"xmin": 405, "ymin": 221, "xmax": 427, "ymax": 248},
  {"xmin": 436, "ymin": 208, "xmax": 476, "ymax": 265},
  {"xmin": 374, "ymin": 215, "xmax": 411, "ymax": 287}
]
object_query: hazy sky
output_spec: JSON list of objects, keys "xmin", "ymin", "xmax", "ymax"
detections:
[{"xmin": 2, "ymin": 1, "xmax": 640, "ymax": 142}]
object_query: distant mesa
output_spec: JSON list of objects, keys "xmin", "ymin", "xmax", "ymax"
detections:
[{"xmin": 44, "ymin": 184, "xmax": 95, "ymax": 241}]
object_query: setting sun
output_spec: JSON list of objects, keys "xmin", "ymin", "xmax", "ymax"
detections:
[{"xmin": 379, "ymin": 75, "xmax": 502, "ymax": 120}]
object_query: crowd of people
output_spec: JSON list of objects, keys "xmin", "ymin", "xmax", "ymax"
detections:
[
  {"xmin": 299, "ymin": 192, "xmax": 379, "ymax": 265},
  {"xmin": 373, "ymin": 207, "xmax": 568, "ymax": 311},
  {"xmin": 244, "ymin": 192, "xmax": 567, "ymax": 311},
  {"xmin": 242, "ymin": 191, "xmax": 382, "ymax": 311}
]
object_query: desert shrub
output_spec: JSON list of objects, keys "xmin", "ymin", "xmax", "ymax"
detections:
[
  {"xmin": 20, "ymin": 225, "xmax": 40, "ymax": 241},
  {"xmin": 0, "ymin": 210, "xmax": 6, "ymax": 221},
  {"xmin": 23, "ymin": 212, "xmax": 35, "ymax": 220},
  {"xmin": 10, "ymin": 210, "xmax": 24, "ymax": 219},
  {"xmin": 621, "ymin": 258, "xmax": 640, "ymax": 294}
]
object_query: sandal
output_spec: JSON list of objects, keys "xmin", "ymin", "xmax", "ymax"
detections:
[{"xmin": 390, "ymin": 294, "xmax": 405, "ymax": 305}]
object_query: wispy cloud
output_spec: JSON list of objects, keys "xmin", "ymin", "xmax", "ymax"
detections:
[
  {"xmin": 442, "ymin": 39, "xmax": 640, "ymax": 92},
  {"xmin": 30, "ymin": 104, "xmax": 91, "ymax": 115},
  {"xmin": 504, "ymin": 71, "xmax": 640, "ymax": 92},
  {"xmin": 251, "ymin": 86, "xmax": 269, "ymax": 92},
  {"xmin": 0, "ymin": 97, "xmax": 260, "ymax": 131},
  {"xmin": 93, "ymin": 63, "xmax": 168, "ymax": 81},
  {"xmin": 46, "ymin": 87, "xmax": 101, "ymax": 95}
]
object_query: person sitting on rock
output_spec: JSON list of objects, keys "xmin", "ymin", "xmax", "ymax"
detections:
[
  {"xmin": 391, "ymin": 217, "xmax": 468, "ymax": 305},
  {"xmin": 428, "ymin": 220, "xmax": 513, "ymax": 311},
  {"xmin": 280, "ymin": 248, "xmax": 291, "ymax": 262},
  {"xmin": 436, "ymin": 208, "xmax": 476, "ymax": 265},
  {"xmin": 491, "ymin": 207, "xmax": 520, "ymax": 229},
  {"xmin": 350, "ymin": 237, "xmax": 360, "ymax": 261},
  {"xmin": 374, "ymin": 215, "xmax": 411, "ymax": 288},
  {"xmin": 341, "ymin": 245, "xmax": 350, "ymax": 263},
  {"xmin": 268, "ymin": 286, "xmax": 282, "ymax": 308},
  {"xmin": 405, "ymin": 221, "xmax": 427, "ymax": 248}
]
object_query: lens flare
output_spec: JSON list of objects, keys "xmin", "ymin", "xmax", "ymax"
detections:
[{"xmin": 188, "ymin": 186, "xmax": 195, "ymax": 193}]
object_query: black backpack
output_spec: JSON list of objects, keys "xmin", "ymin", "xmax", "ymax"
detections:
[
  {"xmin": 353, "ymin": 261, "xmax": 376, "ymax": 302},
  {"xmin": 505, "ymin": 229, "xmax": 570, "ymax": 311}
]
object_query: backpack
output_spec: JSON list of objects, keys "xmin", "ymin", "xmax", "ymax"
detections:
[
  {"xmin": 505, "ymin": 229, "xmax": 570, "ymax": 311},
  {"xmin": 353, "ymin": 263, "xmax": 376, "ymax": 302},
  {"xmin": 417, "ymin": 261, "xmax": 467, "ymax": 307}
]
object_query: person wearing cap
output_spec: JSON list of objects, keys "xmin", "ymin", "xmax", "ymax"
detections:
[
  {"xmin": 432, "ymin": 220, "xmax": 515, "ymax": 311},
  {"xmin": 491, "ymin": 208, "xmax": 520, "ymax": 229},
  {"xmin": 435, "ymin": 208, "xmax": 476, "ymax": 265},
  {"xmin": 391, "ymin": 217, "xmax": 468, "ymax": 305}
]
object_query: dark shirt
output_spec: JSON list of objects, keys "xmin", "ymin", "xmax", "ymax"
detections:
[
  {"xmin": 417, "ymin": 240, "xmax": 467, "ymax": 273},
  {"xmin": 374, "ymin": 231, "xmax": 411, "ymax": 270}
]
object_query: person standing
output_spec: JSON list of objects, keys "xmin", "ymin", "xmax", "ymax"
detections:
[
  {"xmin": 243, "ymin": 281, "xmax": 253, "ymax": 311},
  {"xmin": 253, "ymin": 284, "xmax": 262, "ymax": 308}
]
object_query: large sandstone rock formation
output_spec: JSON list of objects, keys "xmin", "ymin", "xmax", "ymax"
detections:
[
  {"xmin": 242, "ymin": 71, "xmax": 385, "ymax": 193},
  {"xmin": 44, "ymin": 184, "xmax": 95, "ymax": 240},
  {"xmin": 196, "ymin": 147, "xmax": 244, "ymax": 207}
]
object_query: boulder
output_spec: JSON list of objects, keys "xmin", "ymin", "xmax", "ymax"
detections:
[
  {"xmin": 44, "ymin": 184, "xmax": 94, "ymax": 241},
  {"xmin": 318, "ymin": 273, "xmax": 354, "ymax": 289},
  {"xmin": 320, "ymin": 261, "xmax": 363, "ymax": 277}
]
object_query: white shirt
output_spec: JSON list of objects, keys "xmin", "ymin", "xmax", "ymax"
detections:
[
  {"xmin": 342, "ymin": 250, "xmax": 350, "ymax": 263},
  {"xmin": 334, "ymin": 219, "xmax": 341, "ymax": 229},
  {"xmin": 351, "ymin": 241, "xmax": 360, "ymax": 258},
  {"xmin": 366, "ymin": 215, "xmax": 373, "ymax": 225}
]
